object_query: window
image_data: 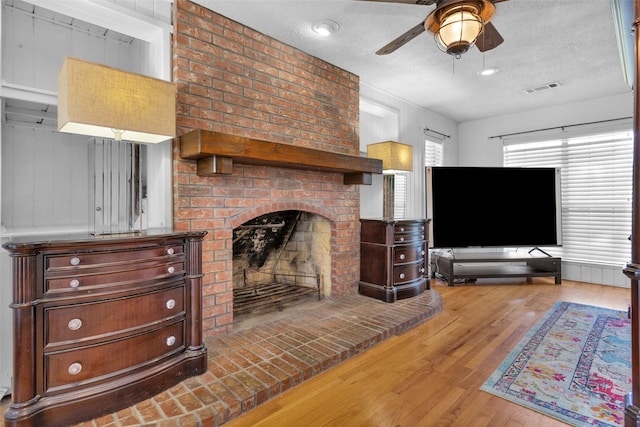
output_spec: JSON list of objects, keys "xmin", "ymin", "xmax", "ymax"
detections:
[
  {"xmin": 425, "ymin": 138, "xmax": 444, "ymax": 167},
  {"xmin": 503, "ymin": 130, "xmax": 633, "ymax": 265},
  {"xmin": 393, "ymin": 174, "xmax": 406, "ymax": 219}
]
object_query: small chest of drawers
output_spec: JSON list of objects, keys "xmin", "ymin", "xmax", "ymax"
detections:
[
  {"xmin": 2, "ymin": 230, "xmax": 207, "ymax": 427},
  {"xmin": 358, "ymin": 218, "xmax": 430, "ymax": 303}
]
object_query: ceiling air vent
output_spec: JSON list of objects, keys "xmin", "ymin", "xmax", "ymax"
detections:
[{"xmin": 523, "ymin": 82, "xmax": 562, "ymax": 95}]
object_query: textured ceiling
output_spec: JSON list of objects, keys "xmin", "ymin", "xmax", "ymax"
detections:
[{"xmin": 193, "ymin": 0, "xmax": 633, "ymax": 123}]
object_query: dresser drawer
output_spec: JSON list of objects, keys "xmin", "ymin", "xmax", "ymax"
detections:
[
  {"xmin": 394, "ymin": 245, "xmax": 425, "ymax": 265},
  {"xmin": 394, "ymin": 222, "xmax": 425, "ymax": 235},
  {"xmin": 45, "ymin": 320, "xmax": 185, "ymax": 391},
  {"xmin": 45, "ymin": 244, "xmax": 185, "ymax": 272},
  {"xmin": 393, "ymin": 262, "xmax": 425, "ymax": 284},
  {"xmin": 45, "ymin": 286, "xmax": 185, "ymax": 346},
  {"xmin": 393, "ymin": 227, "xmax": 426, "ymax": 244},
  {"xmin": 44, "ymin": 260, "xmax": 185, "ymax": 295}
]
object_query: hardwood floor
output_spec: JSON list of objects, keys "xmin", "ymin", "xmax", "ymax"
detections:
[{"xmin": 224, "ymin": 278, "xmax": 631, "ymax": 427}]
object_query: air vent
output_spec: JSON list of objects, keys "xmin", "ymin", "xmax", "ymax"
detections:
[{"xmin": 523, "ymin": 82, "xmax": 562, "ymax": 94}]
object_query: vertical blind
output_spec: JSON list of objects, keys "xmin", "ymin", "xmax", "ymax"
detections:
[{"xmin": 503, "ymin": 130, "xmax": 633, "ymax": 265}]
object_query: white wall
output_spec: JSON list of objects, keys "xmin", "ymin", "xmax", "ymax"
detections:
[
  {"xmin": 359, "ymin": 102, "xmax": 398, "ymax": 218},
  {"xmin": 458, "ymin": 92, "xmax": 634, "ymax": 287},
  {"xmin": 458, "ymin": 92, "xmax": 633, "ymax": 166},
  {"xmin": 359, "ymin": 82, "xmax": 459, "ymax": 220},
  {"xmin": 1, "ymin": 4, "xmax": 142, "ymax": 235}
]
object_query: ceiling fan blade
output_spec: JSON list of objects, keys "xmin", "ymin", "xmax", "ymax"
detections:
[
  {"xmin": 357, "ymin": 0, "xmax": 436, "ymax": 4},
  {"xmin": 376, "ymin": 21, "xmax": 426, "ymax": 55},
  {"xmin": 475, "ymin": 21, "xmax": 504, "ymax": 52}
]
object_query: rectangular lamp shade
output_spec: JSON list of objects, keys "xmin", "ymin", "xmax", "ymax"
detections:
[
  {"xmin": 367, "ymin": 141, "xmax": 413, "ymax": 174},
  {"xmin": 57, "ymin": 57, "xmax": 176, "ymax": 144}
]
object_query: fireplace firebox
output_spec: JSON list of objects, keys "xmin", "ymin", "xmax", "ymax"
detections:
[{"xmin": 232, "ymin": 211, "xmax": 330, "ymax": 315}]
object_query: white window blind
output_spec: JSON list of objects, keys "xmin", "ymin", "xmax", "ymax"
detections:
[
  {"xmin": 425, "ymin": 138, "xmax": 443, "ymax": 166},
  {"xmin": 503, "ymin": 130, "xmax": 633, "ymax": 265},
  {"xmin": 394, "ymin": 174, "xmax": 407, "ymax": 219}
]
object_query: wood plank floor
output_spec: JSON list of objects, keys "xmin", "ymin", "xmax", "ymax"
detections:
[{"xmin": 224, "ymin": 278, "xmax": 631, "ymax": 427}]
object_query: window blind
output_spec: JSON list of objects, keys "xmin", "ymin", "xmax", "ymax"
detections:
[
  {"xmin": 394, "ymin": 174, "xmax": 406, "ymax": 219},
  {"xmin": 503, "ymin": 130, "xmax": 633, "ymax": 266},
  {"xmin": 425, "ymin": 138, "xmax": 444, "ymax": 167}
]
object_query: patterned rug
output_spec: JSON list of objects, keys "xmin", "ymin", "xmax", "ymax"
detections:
[{"xmin": 481, "ymin": 301, "xmax": 631, "ymax": 426}]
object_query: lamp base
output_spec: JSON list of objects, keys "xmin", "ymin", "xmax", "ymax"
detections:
[{"xmin": 89, "ymin": 138, "xmax": 147, "ymax": 235}]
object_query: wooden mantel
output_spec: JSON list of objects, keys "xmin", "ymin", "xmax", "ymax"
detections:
[{"xmin": 179, "ymin": 129, "xmax": 382, "ymax": 185}]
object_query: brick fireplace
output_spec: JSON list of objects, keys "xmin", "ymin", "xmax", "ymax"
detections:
[{"xmin": 172, "ymin": 0, "xmax": 367, "ymax": 337}]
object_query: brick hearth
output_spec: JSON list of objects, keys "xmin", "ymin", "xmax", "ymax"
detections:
[{"xmin": 69, "ymin": 290, "xmax": 442, "ymax": 427}]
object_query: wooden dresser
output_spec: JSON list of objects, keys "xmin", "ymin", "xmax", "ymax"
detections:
[
  {"xmin": 2, "ymin": 230, "xmax": 207, "ymax": 427},
  {"xmin": 358, "ymin": 218, "xmax": 430, "ymax": 303}
]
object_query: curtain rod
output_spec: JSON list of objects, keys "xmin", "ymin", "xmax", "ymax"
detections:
[
  {"xmin": 423, "ymin": 127, "xmax": 451, "ymax": 140},
  {"xmin": 488, "ymin": 116, "xmax": 633, "ymax": 140}
]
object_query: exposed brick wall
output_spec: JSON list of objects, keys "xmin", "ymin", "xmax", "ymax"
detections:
[{"xmin": 172, "ymin": 0, "xmax": 362, "ymax": 337}]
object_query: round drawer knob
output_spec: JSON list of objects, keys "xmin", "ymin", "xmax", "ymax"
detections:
[
  {"xmin": 68, "ymin": 318, "xmax": 82, "ymax": 330},
  {"xmin": 69, "ymin": 279, "xmax": 80, "ymax": 288},
  {"xmin": 399, "ymin": 227, "xmax": 405, "ymax": 232},
  {"xmin": 399, "ymin": 273, "xmax": 406, "ymax": 279},
  {"xmin": 70, "ymin": 257, "xmax": 80, "ymax": 266},
  {"xmin": 421, "ymin": 250, "xmax": 426, "ymax": 256},
  {"xmin": 167, "ymin": 248, "xmax": 175, "ymax": 255},
  {"xmin": 167, "ymin": 266, "xmax": 175, "ymax": 274},
  {"xmin": 399, "ymin": 254, "xmax": 406, "ymax": 260},
  {"xmin": 420, "ymin": 268, "xmax": 426, "ymax": 273},
  {"xmin": 399, "ymin": 237, "xmax": 405, "ymax": 242},
  {"xmin": 166, "ymin": 299, "xmax": 176, "ymax": 309},
  {"xmin": 166, "ymin": 336, "xmax": 176, "ymax": 346},
  {"xmin": 68, "ymin": 362, "xmax": 82, "ymax": 375}
]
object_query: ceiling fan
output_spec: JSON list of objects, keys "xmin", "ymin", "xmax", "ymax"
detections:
[{"xmin": 362, "ymin": 0, "xmax": 508, "ymax": 57}]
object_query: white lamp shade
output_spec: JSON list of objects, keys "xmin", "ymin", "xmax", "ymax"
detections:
[{"xmin": 57, "ymin": 57, "xmax": 176, "ymax": 144}]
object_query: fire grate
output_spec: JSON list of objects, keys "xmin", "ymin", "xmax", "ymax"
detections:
[{"xmin": 233, "ymin": 273, "xmax": 321, "ymax": 315}]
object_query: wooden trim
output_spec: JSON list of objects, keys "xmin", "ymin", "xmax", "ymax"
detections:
[
  {"xmin": 179, "ymin": 129, "xmax": 382, "ymax": 184},
  {"xmin": 626, "ymin": 2, "xmax": 640, "ymax": 425},
  {"xmin": 344, "ymin": 173, "xmax": 373, "ymax": 185}
]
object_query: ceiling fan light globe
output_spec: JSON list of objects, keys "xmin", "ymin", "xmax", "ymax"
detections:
[{"xmin": 435, "ymin": 7, "xmax": 483, "ymax": 55}]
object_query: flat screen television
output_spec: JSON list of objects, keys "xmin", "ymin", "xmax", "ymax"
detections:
[{"xmin": 426, "ymin": 166, "xmax": 562, "ymax": 248}]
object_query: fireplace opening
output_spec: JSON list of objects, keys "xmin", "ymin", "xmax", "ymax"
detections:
[{"xmin": 232, "ymin": 210, "xmax": 331, "ymax": 316}]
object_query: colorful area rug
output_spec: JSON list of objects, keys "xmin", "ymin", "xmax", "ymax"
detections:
[{"xmin": 480, "ymin": 301, "xmax": 631, "ymax": 426}]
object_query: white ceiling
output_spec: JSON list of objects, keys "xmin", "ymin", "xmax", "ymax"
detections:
[{"xmin": 193, "ymin": 0, "xmax": 634, "ymax": 123}]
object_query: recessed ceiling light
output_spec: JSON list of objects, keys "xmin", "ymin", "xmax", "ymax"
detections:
[
  {"xmin": 312, "ymin": 19, "xmax": 339, "ymax": 36},
  {"xmin": 477, "ymin": 67, "xmax": 499, "ymax": 76}
]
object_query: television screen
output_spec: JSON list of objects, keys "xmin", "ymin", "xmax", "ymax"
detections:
[{"xmin": 426, "ymin": 167, "xmax": 562, "ymax": 248}]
